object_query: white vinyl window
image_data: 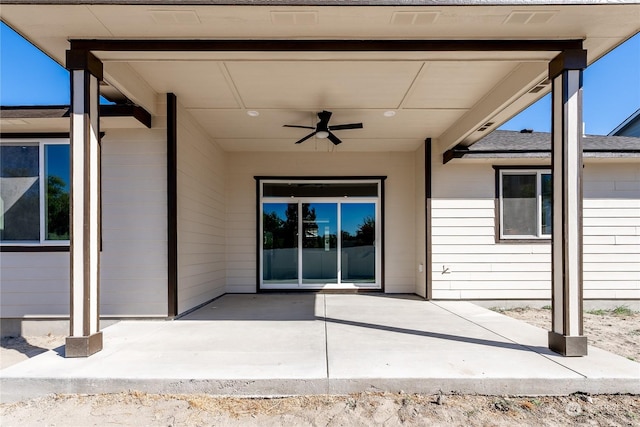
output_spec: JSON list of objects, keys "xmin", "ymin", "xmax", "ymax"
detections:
[
  {"xmin": 0, "ymin": 140, "xmax": 70, "ymax": 245},
  {"xmin": 499, "ymin": 169, "xmax": 552, "ymax": 240}
]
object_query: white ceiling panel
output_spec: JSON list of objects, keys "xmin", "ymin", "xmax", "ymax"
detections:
[
  {"xmin": 404, "ymin": 61, "xmax": 518, "ymax": 109},
  {"xmin": 130, "ymin": 61, "xmax": 240, "ymax": 109},
  {"xmin": 225, "ymin": 61, "xmax": 423, "ymax": 109},
  {"xmin": 215, "ymin": 138, "xmax": 422, "ymax": 152},
  {"xmin": 188, "ymin": 109, "xmax": 321, "ymax": 139},
  {"xmin": 187, "ymin": 108, "xmax": 465, "ymax": 142}
]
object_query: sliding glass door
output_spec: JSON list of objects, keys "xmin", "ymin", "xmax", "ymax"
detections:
[
  {"xmin": 341, "ymin": 203, "xmax": 376, "ymax": 284},
  {"xmin": 302, "ymin": 203, "xmax": 338, "ymax": 285},
  {"xmin": 262, "ymin": 203, "xmax": 298, "ymax": 285},
  {"xmin": 260, "ymin": 180, "xmax": 381, "ymax": 290}
]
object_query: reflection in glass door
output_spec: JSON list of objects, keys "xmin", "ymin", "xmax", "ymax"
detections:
[
  {"xmin": 302, "ymin": 203, "xmax": 337, "ymax": 285},
  {"xmin": 262, "ymin": 203, "xmax": 298, "ymax": 284},
  {"xmin": 341, "ymin": 203, "xmax": 375, "ymax": 283}
]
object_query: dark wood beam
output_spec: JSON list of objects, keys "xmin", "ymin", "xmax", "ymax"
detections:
[
  {"xmin": 70, "ymin": 39, "xmax": 584, "ymax": 53},
  {"xmin": 0, "ymin": 105, "xmax": 152, "ymax": 128},
  {"xmin": 101, "ymin": 104, "xmax": 152, "ymax": 128}
]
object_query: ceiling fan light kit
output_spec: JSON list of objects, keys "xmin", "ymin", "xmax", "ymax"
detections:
[{"xmin": 283, "ymin": 110, "xmax": 363, "ymax": 145}]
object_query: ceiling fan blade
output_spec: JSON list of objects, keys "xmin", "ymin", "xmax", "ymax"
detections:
[
  {"xmin": 294, "ymin": 132, "xmax": 317, "ymax": 144},
  {"xmin": 284, "ymin": 125, "xmax": 315, "ymax": 130},
  {"xmin": 329, "ymin": 123, "xmax": 363, "ymax": 131},
  {"xmin": 327, "ymin": 132, "xmax": 342, "ymax": 145}
]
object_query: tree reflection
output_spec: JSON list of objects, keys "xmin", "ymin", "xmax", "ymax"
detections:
[
  {"xmin": 46, "ymin": 175, "xmax": 69, "ymax": 240},
  {"xmin": 342, "ymin": 215, "xmax": 375, "ymax": 247}
]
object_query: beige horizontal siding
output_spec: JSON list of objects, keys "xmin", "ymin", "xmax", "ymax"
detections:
[
  {"xmin": 433, "ymin": 289, "xmax": 551, "ymax": 299},
  {"xmin": 431, "ymin": 160, "xmax": 639, "ymax": 301},
  {"xmin": 0, "ymin": 252, "xmax": 70, "ymax": 317},
  {"xmin": 1, "ymin": 123, "xmax": 169, "ymax": 318},
  {"xmin": 177, "ymin": 103, "xmax": 226, "ymax": 314},
  {"xmin": 583, "ymin": 163, "xmax": 640, "ymax": 300},
  {"xmin": 100, "ymin": 127, "xmax": 169, "ymax": 316}
]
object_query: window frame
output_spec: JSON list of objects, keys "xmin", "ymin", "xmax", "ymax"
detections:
[
  {"xmin": 0, "ymin": 138, "xmax": 70, "ymax": 248},
  {"xmin": 494, "ymin": 166, "xmax": 551, "ymax": 243}
]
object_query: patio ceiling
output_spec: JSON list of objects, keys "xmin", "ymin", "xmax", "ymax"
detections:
[{"xmin": 1, "ymin": 4, "xmax": 638, "ymax": 153}]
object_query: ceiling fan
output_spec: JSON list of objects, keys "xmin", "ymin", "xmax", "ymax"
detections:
[{"xmin": 283, "ymin": 110, "xmax": 363, "ymax": 145}]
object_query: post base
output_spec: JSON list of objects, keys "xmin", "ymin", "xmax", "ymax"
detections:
[
  {"xmin": 65, "ymin": 331, "xmax": 103, "ymax": 357},
  {"xmin": 548, "ymin": 331, "xmax": 587, "ymax": 356}
]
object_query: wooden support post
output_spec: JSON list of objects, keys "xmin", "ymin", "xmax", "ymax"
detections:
[
  {"xmin": 65, "ymin": 50, "xmax": 103, "ymax": 357},
  {"xmin": 548, "ymin": 49, "xmax": 588, "ymax": 356}
]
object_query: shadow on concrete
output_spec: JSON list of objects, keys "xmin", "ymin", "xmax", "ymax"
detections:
[
  {"xmin": 179, "ymin": 294, "xmax": 317, "ymax": 321},
  {"xmin": 179, "ymin": 293, "xmax": 551, "ymax": 354},
  {"xmin": 53, "ymin": 345, "xmax": 66, "ymax": 357},
  {"xmin": 321, "ymin": 316, "xmax": 553, "ymax": 354},
  {"xmin": 178, "ymin": 292, "xmax": 423, "ymax": 322},
  {"xmin": 1, "ymin": 336, "xmax": 49, "ymax": 359}
]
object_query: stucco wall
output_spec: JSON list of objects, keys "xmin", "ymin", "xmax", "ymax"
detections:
[{"xmin": 225, "ymin": 151, "xmax": 417, "ymax": 293}]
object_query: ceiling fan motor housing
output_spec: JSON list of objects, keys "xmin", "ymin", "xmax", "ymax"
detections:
[{"xmin": 284, "ymin": 110, "xmax": 363, "ymax": 145}]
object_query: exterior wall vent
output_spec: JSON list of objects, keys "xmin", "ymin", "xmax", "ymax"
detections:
[
  {"xmin": 528, "ymin": 79, "xmax": 551, "ymax": 94},
  {"xmin": 391, "ymin": 12, "xmax": 440, "ymax": 25},
  {"xmin": 504, "ymin": 11, "xmax": 556, "ymax": 25},
  {"xmin": 150, "ymin": 10, "xmax": 201, "ymax": 25},
  {"xmin": 477, "ymin": 122, "xmax": 494, "ymax": 132},
  {"xmin": 271, "ymin": 11, "xmax": 319, "ymax": 25}
]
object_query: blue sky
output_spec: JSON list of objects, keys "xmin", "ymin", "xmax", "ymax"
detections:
[
  {"xmin": 1, "ymin": 22, "xmax": 638, "ymax": 135},
  {"xmin": 500, "ymin": 32, "xmax": 640, "ymax": 135},
  {"xmin": 1, "ymin": 23, "xmax": 71, "ymax": 105}
]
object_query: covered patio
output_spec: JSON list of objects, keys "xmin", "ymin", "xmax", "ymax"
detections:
[
  {"xmin": 2, "ymin": 294, "xmax": 638, "ymax": 402},
  {"xmin": 1, "ymin": 2, "xmax": 639, "ymax": 361}
]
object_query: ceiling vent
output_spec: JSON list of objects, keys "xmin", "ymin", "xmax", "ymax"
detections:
[
  {"xmin": 150, "ymin": 10, "xmax": 201, "ymax": 25},
  {"xmin": 391, "ymin": 11, "xmax": 440, "ymax": 25},
  {"xmin": 504, "ymin": 11, "xmax": 556, "ymax": 25},
  {"xmin": 271, "ymin": 11, "xmax": 318, "ymax": 25},
  {"xmin": 477, "ymin": 122, "xmax": 495, "ymax": 132},
  {"xmin": 528, "ymin": 79, "xmax": 551, "ymax": 94}
]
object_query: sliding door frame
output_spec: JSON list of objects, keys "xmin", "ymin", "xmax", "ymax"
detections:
[{"xmin": 255, "ymin": 176, "xmax": 386, "ymax": 293}]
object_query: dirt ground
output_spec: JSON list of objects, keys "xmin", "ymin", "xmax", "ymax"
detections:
[
  {"xmin": 494, "ymin": 305, "xmax": 640, "ymax": 363},
  {"xmin": 1, "ymin": 391, "xmax": 639, "ymax": 427},
  {"xmin": 1, "ymin": 306, "xmax": 639, "ymax": 426}
]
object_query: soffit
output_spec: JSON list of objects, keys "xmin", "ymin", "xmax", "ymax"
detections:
[
  {"xmin": 1, "ymin": 4, "xmax": 638, "ymax": 152},
  {"xmin": 0, "ymin": 116, "xmax": 149, "ymax": 132}
]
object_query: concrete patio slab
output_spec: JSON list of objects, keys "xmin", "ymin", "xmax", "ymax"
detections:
[{"xmin": 1, "ymin": 294, "xmax": 638, "ymax": 402}]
